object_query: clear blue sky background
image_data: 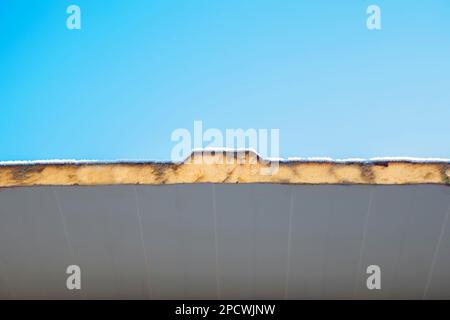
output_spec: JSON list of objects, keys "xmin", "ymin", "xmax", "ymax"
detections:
[{"xmin": 1, "ymin": 0, "xmax": 449, "ymax": 161}]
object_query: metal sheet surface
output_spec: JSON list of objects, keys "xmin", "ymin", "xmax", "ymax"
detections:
[{"xmin": 0, "ymin": 185, "xmax": 449, "ymax": 299}]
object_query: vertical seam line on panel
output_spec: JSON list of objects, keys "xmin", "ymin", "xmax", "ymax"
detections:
[
  {"xmin": 53, "ymin": 188, "xmax": 86, "ymax": 300},
  {"xmin": 134, "ymin": 186, "xmax": 153, "ymax": 299},
  {"xmin": 388, "ymin": 188, "xmax": 416, "ymax": 299},
  {"xmin": 212, "ymin": 184, "xmax": 221, "ymax": 299},
  {"xmin": 0, "ymin": 258, "xmax": 13, "ymax": 299},
  {"xmin": 353, "ymin": 187, "xmax": 374, "ymax": 299},
  {"xmin": 320, "ymin": 189, "xmax": 334, "ymax": 298},
  {"xmin": 54, "ymin": 189, "xmax": 74, "ymax": 258},
  {"xmin": 284, "ymin": 189, "xmax": 294, "ymax": 300},
  {"xmin": 422, "ymin": 202, "xmax": 450, "ymax": 299}
]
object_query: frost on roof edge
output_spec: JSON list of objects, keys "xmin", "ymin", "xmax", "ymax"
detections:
[{"xmin": 1, "ymin": 149, "xmax": 450, "ymax": 166}]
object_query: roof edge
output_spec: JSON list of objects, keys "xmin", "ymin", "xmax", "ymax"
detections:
[{"xmin": 1, "ymin": 151, "xmax": 449, "ymax": 187}]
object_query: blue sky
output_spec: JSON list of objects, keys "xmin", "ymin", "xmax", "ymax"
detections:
[{"xmin": 1, "ymin": 0, "xmax": 449, "ymax": 161}]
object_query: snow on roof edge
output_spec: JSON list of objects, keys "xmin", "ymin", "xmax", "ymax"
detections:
[{"xmin": 1, "ymin": 154, "xmax": 450, "ymax": 166}]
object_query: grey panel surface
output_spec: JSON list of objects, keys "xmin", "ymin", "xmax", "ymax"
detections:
[
  {"xmin": 136, "ymin": 185, "xmax": 217, "ymax": 299},
  {"xmin": 55, "ymin": 187, "xmax": 148, "ymax": 299},
  {"xmin": 0, "ymin": 184, "xmax": 449, "ymax": 299},
  {"xmin": 214, "ymin": 185, "xmax": 292, "ymax": 299}
]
